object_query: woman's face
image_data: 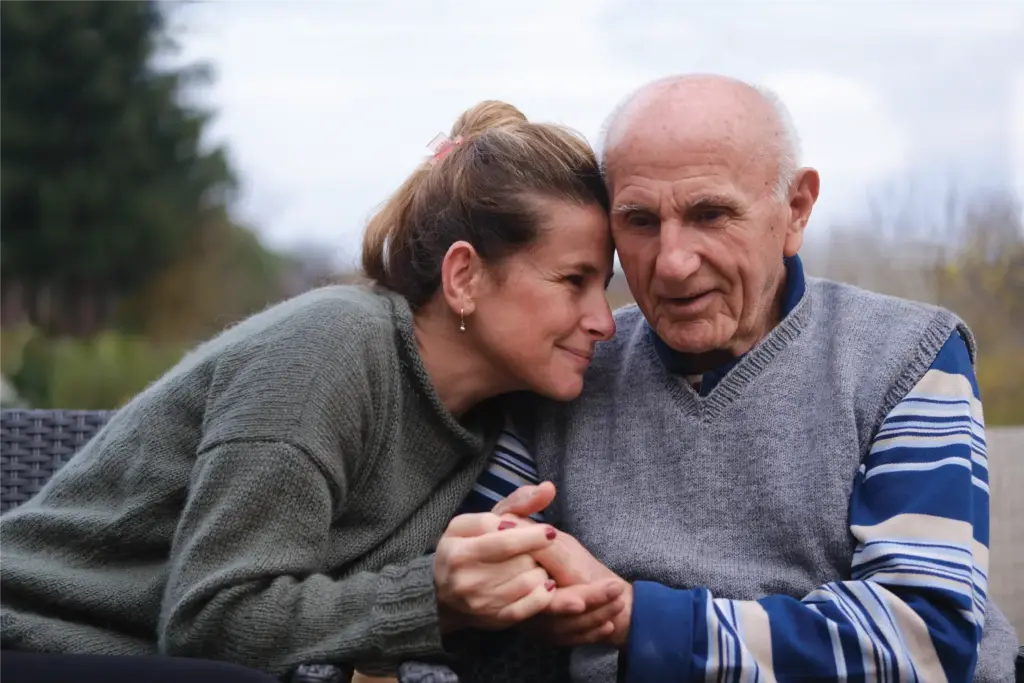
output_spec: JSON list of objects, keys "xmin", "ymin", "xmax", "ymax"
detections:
[{"xmin": 472, "ymin": 199, "xmax": 616, "ymax": 401}]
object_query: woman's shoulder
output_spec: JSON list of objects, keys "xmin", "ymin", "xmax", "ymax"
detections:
[
  {"xmin": 207, "ymin": 284, "xmax": 400, "ymax": 360},
  {"xmin": 197, "ymin": 284, "xmax": 409, "ymax": 446}
]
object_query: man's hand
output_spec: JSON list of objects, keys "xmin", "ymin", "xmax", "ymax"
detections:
[
  {"xmin": 494, "ymin": 483, "xmax": 634, "ymax": 648},
  {"xmin": 525, "ymin": 579, "xmax": 631, "ymax": 647}
]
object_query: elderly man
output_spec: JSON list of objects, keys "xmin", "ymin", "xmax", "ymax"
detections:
[{"xmin": 454, "ymin": 74, "xmax": 1019, "ymax": 683}]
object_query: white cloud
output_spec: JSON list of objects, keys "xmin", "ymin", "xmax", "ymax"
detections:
[
  {"xmin": 171, "ymin": 0, "xmax": 1022, "ymax": 265},
  {"xmin": 760, "ymin": 71, "xmax": 910, "ymax": 223},
  {"xmin": 175, "ymin": 0, "xmax": 666, "ymax": 265}
]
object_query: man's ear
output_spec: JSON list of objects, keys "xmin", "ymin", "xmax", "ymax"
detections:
[
  {"xmin": 440, "ymin": 240, "xmax": 483, "ymax": 316},
  {"xmin": 783, "ymin": 167, "xmax": 820, "ymax": 258}
]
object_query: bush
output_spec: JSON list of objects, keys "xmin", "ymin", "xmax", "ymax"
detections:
[{"xmin": 5, "ymin": 328, "xmax": 187, "ymax": 410}]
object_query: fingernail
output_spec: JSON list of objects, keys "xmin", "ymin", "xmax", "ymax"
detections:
[
  {"xmin": 498, "ymin": 521, "xmax": 516, "ymax": 531},
  {"xmin": 545, "ymin": 579, "xmax": 556, "ymax": 591},
  {"xmin": 545, "ymin": 527, "xmax": 557, "ymax": 540}
]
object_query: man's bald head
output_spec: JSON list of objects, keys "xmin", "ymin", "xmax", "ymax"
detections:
[{"xmin": 600, "ymin": 74, "xmax": 801, "ymax": 201}]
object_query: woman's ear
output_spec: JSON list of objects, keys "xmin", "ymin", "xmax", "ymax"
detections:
[{"xmin": 440, "ymin": 241, "xmax": 482, "ymax": 316}]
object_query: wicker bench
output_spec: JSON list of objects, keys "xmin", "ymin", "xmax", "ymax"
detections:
[{"xmin": 2, "ymin": 409, "xmax": 1022, "ymax": 682}]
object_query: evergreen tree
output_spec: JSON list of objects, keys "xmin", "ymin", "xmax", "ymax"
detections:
[{"xmin": 1, "ymin": 0, "xmax": 235, "ymax": 335}]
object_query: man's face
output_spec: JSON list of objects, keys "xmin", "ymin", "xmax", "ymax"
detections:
[{"xmin": 607, "ymin": 131, "xmax": 813, "ymax": 358}]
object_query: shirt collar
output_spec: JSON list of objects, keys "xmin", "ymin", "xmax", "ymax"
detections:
[{"xmin": 650, "ymin": 253, "xmax": 806, "ymax": 376}]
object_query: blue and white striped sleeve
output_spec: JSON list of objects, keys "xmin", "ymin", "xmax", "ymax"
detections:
[{"xmin": 624, "ymin": 329, "xmax": 989, "ymax": 683}]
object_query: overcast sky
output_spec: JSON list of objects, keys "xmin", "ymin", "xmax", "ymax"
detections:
[{"xmin": 172, "ymin": 0, "xmax": 1024, "ymax": 268}]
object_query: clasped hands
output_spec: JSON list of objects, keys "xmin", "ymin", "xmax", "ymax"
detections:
[{"xmin": 433, "ymin": 482, "xmax": 631, "ymax": 648}]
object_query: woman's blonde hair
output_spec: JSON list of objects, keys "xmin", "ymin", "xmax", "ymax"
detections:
[{"xmin": 361, "ymin": 100, "xmax": 607, "ymax": 307}]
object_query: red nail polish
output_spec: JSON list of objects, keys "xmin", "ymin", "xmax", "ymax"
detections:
[
  {"xmin": 545, "ymin": 527, "xmax": 557, "ymax": 540},
  {"xmin": 498, "ymin": 521, "xmax": 516, "ymax": 531},
  {"xmin": 545, "ymin": 579, "xmax": 556, "ymax": 591}
]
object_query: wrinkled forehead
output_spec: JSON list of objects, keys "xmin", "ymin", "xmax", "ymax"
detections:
[{"xmin": 604, "ymin": 105, "xmax": 779, "ymax": 196}]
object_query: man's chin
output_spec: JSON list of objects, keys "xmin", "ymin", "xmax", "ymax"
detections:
[{"xmin": 655, "ymin": 322, "xmax": 730, "ymax": 356}]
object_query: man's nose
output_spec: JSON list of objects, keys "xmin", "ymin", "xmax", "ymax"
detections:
[{"xmin": 654, "ymin": 221, "xmax": 701, "ymax": 282}]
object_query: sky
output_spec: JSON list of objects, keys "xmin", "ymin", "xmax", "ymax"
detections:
[{"xmin": 171, "ymin": 0, "xmax": 1024, "ymax": 268}]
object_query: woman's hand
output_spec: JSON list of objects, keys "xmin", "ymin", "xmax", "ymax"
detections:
[
  {"xmin": 493, "ymin": 483, "xmax": 634, "ymax": 648},
  {"xmin": 433, "ymin": 512, "xmax": 559, "ymax": 633}
]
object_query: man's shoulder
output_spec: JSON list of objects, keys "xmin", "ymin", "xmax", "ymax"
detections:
[
  {"xmin": 806, "ymin": 277, "xmax": 971, "ymax": 352},
  {"xmin": 805, "ymin": 277, "xmax": 977, "ymax": 418},
  {"xmin": 807, "ymin": 276, "xmax": 953, "ymax": 319}
]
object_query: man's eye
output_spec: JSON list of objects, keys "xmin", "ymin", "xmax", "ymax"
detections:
[
  {"xmin": 697, "ymin": 209, "xmax": 727, "ymax": 223},
  {"xmin": 626, "ymin": 213, "xmax": 656, "ymax": 229},
  {"xmin": 565, "ymin": 275, "xmax": 585, "ymax": 287}
]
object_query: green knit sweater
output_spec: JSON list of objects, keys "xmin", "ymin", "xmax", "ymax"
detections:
[{"xmin": 0, "ymin": 285, "xmax": 503, "ymax": 676}]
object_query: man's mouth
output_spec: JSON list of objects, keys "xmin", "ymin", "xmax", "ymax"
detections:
[{"xmin": 663, "ymin": 290, "xmax": 715, "ymax": 314}]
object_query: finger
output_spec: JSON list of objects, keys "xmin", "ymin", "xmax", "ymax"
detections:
[
  {"xmin": 465, "ymin": 554, "xmax": 539, "ymax": 596},
  {"xmin": 531, "ymin": 538, "xmax": 593, "ymax": 586},
  {"xmin": 444, "ymin": 512, "xmax": 503, "ymax": 538},
  {"xmin": 548, "ymin": 597, "xmax": 625, "ymax": 636},
  {"xmin": 465, "ymin": 525, "xmax": 556, "ymax": 563},
  {"xmin": 546, "ymin": 581, "xmax": 623, "ymax": 614},
  {"xmin": 497, "ymin": 512, "xmax": 538, "ymax": 527},
  {"xmin": 546, "ymin": 588, "xmax": 586, "ymax": 615},
  {"xmin": 496, "ymin": 578, "xmax": 555, "ymax": 624},
  {"xmin": 556, "ymin": 620, "xmax": 616, "ymax": 647},
  {"xmin": 492, "ymin": 566, "xmax": 551, "ymax": 605},
  {"xmin": 492, "ymin": 481, "xmax": 556, "ymax": 518}
]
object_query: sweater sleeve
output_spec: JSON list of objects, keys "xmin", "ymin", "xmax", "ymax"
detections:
[
  {"xmin": 623, "ymin": 330, "xmax": 989, "ymax": 682},
  {"xmin": 158, "ymin": 439, "xmax": 444, "ymax": 675}
]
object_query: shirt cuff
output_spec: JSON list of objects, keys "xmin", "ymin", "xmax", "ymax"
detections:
[{"xmin": 623, "ymin": 581, "xmax": 697, "ymax": 683}]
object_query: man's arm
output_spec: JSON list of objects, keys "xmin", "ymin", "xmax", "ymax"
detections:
[{"xmin": 623, "ymin": 329, "xmax": 989, "ymax": 682}]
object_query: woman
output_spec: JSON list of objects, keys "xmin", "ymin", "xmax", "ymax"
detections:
[{"xmin": 0, "ymin": 100, "xmax": 619, "ymax": 682}]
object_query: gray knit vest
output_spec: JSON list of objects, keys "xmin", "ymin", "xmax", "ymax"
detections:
[{"xmin": 510, "ymin": 277, "xmax": 1016, "ymax": 683}]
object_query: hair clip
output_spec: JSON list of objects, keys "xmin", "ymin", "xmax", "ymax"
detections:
[{"xmin": 426, "ymin": 132, "xmax": 463, "ymax": 165}]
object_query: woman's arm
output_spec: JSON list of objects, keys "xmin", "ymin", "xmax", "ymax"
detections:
[
  {"xmin": 159, "ymin": 439, "xmax": 564, "ymax": 676},
  {"xmin": 158, "ymin": 439, "xmax": 442, "ymax": 676}
]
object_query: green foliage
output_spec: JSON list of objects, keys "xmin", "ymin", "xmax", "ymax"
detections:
[
  {"xmin": 975, "ymin": 351, "xmax": 1024, "ymax": 426},
  {"xmin": 0, "ymin": 0, "xmax": 235, "ymax": 334},
  {"xmin": 116, "ymin": 211, "xmax": 293, "ymax": 343},
  {"xmin": 0, "ymin": 324, "xmax": 38, "ymax": 377},
  {"xmin": 4, "ymin": 327, "xmax": 187, "ymax": 410}
]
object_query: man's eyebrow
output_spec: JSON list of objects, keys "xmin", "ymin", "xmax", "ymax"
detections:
[
  {"xmin": 690, "ymin": 194, "xmax": 742, "ymax": 211},
  {"xmin": 611, "ymin": 203, "xmax": 650, "ymax": 215}
]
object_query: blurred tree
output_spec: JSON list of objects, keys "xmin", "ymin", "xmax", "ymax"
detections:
[
  {"xmin": 116, "ymin": 210, "xmax": 292, "ymax": 344},
  {"xmin": 0, "ymin": 0, "xmax": 234, "ymax": 336},
  {"xmin": 803, "ymin": 185, "xmax": 1023, "ymax": 425}
]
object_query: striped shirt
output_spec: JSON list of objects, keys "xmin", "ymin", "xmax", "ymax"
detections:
[{"xmin": 457, "ymin": 418, "xmax": 545, "ymax": 522}]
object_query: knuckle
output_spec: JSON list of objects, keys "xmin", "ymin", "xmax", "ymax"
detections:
[
  {"xmin": 466, "ymin": 594, "xmax": 490, "ymax": 613},
  {"xmin": 448, "ymin": 572, "xmax": 474, "ymax": 597},
  {"xmin": 446, "ymin": 545, "xmax": 473, "ymax": 569}
]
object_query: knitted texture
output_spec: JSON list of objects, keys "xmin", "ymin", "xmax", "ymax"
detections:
[{"xmin": 0, "ymin": 285, "xmax": 502, "ymax": 677}]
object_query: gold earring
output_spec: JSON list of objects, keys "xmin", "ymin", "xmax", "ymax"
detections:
[{"xmin": 459, "ymin": 308, "xmax": 466, "ymax": 332}]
